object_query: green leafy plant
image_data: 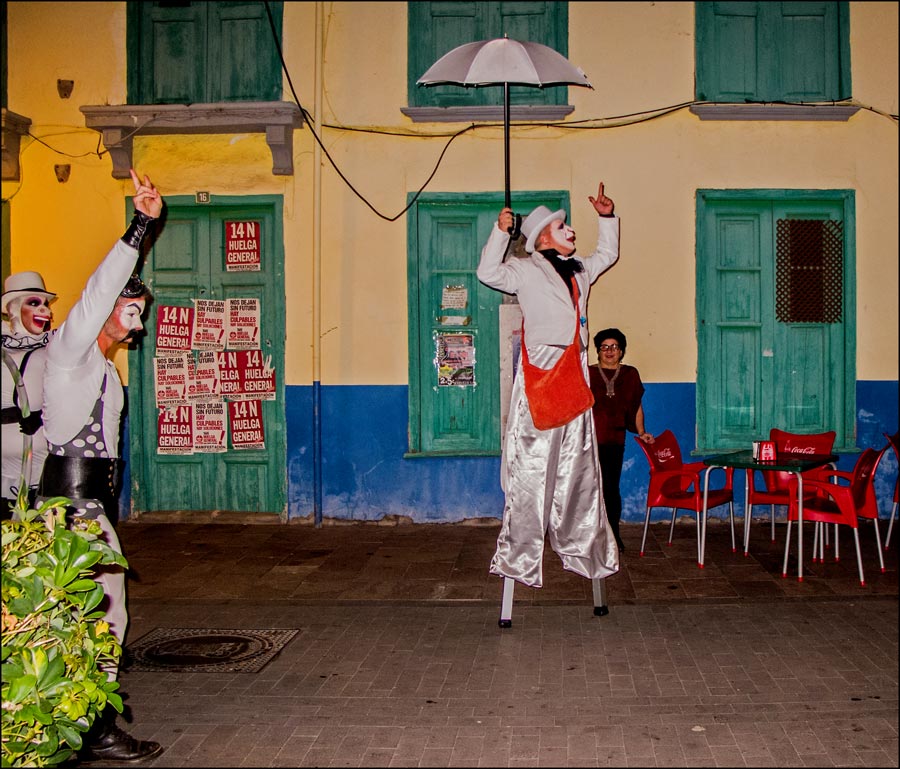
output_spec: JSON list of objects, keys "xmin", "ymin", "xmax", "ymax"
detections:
[{"xmin": 2, "ymin": 498, "xmax": 128, "ymax": 767}]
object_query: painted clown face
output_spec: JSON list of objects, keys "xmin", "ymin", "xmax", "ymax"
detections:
[
  {"xmin": 13, "ymin": 294, "xmax": 54, "ymax": 336},
  {"xmin": 544, "ymin": 218, "xmax": 576, "ymax": 256},
  {"xmin": 102, "ymin": 296, "xmax": 147, "ymax": 344}
]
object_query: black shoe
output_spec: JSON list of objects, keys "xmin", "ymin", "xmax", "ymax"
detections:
[{"xmin": 77, "ymin": 715, "xmax": 163, "ymax": 766}]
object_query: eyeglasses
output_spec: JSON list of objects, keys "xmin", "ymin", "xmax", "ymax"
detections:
[{"xmin": 599, "ymin": 344, "xmax": 620, "ymax": 351}]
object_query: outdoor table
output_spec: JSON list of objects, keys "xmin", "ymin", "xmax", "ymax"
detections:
[{"xmin": 701, "ymin": 449, "xmax": 838, "ymax": 579}]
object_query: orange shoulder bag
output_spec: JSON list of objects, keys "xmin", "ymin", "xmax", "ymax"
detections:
[{"xmin": 519, "ymin": 279, "xmax": 594, "ymax": 430}]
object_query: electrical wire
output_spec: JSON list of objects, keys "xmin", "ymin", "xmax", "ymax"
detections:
[
  {"xmin": 11, "ymin": 2, "xmax": 898, "ymax": 213},
  {"xmin": 261, "ymin": 1, "xmax": 897, "ymax": 221},
  {"xmin": 263, "ymin": 1, "xmax": 466, "ymax": 222}
]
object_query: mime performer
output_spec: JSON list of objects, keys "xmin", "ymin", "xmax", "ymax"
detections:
[
  {"xmin": 476, "ymin": 182, "xmax": 621, "ymax": 591},
  {"xmin": 37, "ymin": 168, "xmax": 163, "ymax": 764}
]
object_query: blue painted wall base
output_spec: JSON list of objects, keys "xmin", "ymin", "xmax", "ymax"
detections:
[{"xmin": 121, "ymin": 381, "xmax": 898, "ymax": 523}]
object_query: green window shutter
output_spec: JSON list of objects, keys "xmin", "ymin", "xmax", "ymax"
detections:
[
  {"xmin": 695, "ymin": 1, "xmax": 849, "ymax": 102},
  {"xmin": 408, "ymin": 1, "xmax": 569, "ymax": 109},
  {"xmin": 131, "ymin": 2, "xmax": 207, "ymax": 104},
  {"xmin": 127, "ymin": 1, "xmax": 283, "ymax": 104},
  {"xmin": 208, "ymin": 2, "xmax": 282, "ymax": 102},
  {"xmin": 777, "ymin": 2, "xmax": 845, "ymax": 101}
]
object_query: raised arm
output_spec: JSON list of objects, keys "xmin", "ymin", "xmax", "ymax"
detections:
[
  {"xmin": 49, "ymin": 169, "xmax": 161, "ymax": 367},
  {"xmin": 476, "ymin": 207, "xmax": 520, "ymax": 294},
  {"xmin": 583, "ymin": 183, "xmax": 620, "ymax": 282}
]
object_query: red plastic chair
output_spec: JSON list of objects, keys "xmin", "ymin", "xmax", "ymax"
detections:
[
  {"xmin": 744, "ymin": 429, "xmax": 836, "ymax": 554},
  {"xmin": 884, "ymin": 430, "xmax": 899, "ymax": 550},
  {"xmin": 782, "ymin": 447, "xmax": 886, "ymax": 585},
  {"xmin": 634, "ymin": 430, "xmax": 735, "ymax": 568}
]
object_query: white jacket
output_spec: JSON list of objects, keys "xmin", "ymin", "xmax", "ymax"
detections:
[{"xmin": 477, "ymin": 215, "xmax": 619, "ymax": 349}]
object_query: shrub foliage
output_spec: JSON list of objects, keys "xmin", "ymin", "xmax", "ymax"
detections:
[{"xmin": 2, "ymin": 498, "xmax": 127, "ymax": 767}]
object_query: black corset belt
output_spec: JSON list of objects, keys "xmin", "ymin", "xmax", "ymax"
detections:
[{"xmin": 39, "ymin": 454, "xmax": 121, "ymax": 505}]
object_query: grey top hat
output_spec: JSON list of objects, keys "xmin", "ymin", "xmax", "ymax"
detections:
[
  {"xmin": 1, "ymin": 271, "xmax": 57, "ymax": 315},
  {"xmin": 520, "ymin": 205, "xmax": 567, "ymax": 254}
]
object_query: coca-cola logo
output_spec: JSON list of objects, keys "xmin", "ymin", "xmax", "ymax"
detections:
[
  {"xmin": 784, "ymin": 442, "xmax": 815, "ymax": 454},
  {"xmin": 655, "ymin": 447, "xmax": 675, "ymax": 463}
]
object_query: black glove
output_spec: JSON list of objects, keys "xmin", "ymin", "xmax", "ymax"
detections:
[
  {"xmin": 19, "ymin": 411, "xmax": 43, "ymax": 436},
  {"xmin": 121, "ymin": 209, "xmax": 157, "ymax": 250}
]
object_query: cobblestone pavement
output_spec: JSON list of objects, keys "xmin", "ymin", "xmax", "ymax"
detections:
[{"xmin": 107, "ymin": 518, "xmax": 898, "ymax": 767}]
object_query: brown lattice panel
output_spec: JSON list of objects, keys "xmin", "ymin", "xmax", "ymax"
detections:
[{"xmin": 775, "ymin": 218, "xmax": 843, "ymax": 323}]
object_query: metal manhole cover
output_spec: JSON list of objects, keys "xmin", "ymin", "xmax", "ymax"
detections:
[{"xmin": 126, "ymin": 628, "xmax": 299, "ymax": 673}]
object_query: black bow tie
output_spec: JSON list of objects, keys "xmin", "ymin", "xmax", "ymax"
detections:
[{"xmin": 540, "ymin": 250, "xmax": 583, "ymax": 297}]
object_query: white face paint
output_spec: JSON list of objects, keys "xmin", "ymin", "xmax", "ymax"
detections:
[
  {"xmin": 546, "ymin": 218, "xmax": 576, "ymax": 256},
  {"xmin": 12, "ymin": 294, "xmax": 54, "ymax": 336},
  {"xmin": 104, "ymin": 297, "xmax": 147, "ymax": 343}
]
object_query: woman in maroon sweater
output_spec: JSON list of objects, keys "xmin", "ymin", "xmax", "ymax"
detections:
[{"xmin": 589, "ymin": 328, "xmax": 654, "ymax": 552}]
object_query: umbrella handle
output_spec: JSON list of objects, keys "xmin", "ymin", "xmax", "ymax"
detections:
[{"xmin": 506, "ymin": 213, "xmax": 522, "ymax": 239}]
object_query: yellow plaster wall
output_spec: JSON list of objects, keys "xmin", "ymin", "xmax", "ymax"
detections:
[{"xmin": 4, "ymin": 1, "xmax": 897, "ymax": 388}]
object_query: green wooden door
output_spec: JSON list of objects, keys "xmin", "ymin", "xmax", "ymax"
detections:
[
  {"xmin": 696, "ymin": 190, "xmax": 855, "ymax": 452},
  {"xmin": 128, "ymin": 197, "xmax": 286, "ymax": 515}
]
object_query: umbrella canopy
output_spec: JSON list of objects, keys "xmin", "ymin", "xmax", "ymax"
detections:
[
  {"xmin": 417, "ymin": 38, "xmax": 592, "ymax": 88},
  {"xmin": 418, "ymin": 37, "xmax": 593, "ymax": 209}
]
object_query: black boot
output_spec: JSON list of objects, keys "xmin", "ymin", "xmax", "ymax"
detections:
[{"xmin": 77, "ymin": 708, "xmax": 163, "ymax": 766}]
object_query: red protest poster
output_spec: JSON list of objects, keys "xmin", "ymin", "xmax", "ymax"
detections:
[
  {"xmin": 192, "ymin": 401, "xmax": 227, "ymax": 453},
  {"xmin": 157, "ymin": 405, "xmax": 194, "ymax": 455},
  {"xmin": 225, "ymin": 220, "xmax": 261, "ymax": 272},
  {"xmin": 226, "ymin": 297, "xmax": 261, "ymax": 350},
  {"xmin": 153, "ymin": 353, "xmax": 189, "ymax": 408},
  {"xmin": 186, "ymin": 350, "xmax": 222, "ymax": 402},
  {"xmin": 155, "ymin": 305, "xmax": 193, "ymax": 353},
  {"xmin": 192, "ymin": 299, "xmax": 226, "ymax": 350},
  {"xmin": 216, "ymin": 350, "xmax": 276, "ymax": 401},
  {"xmin": 216, "ymin": 350, "xmax": 243, "ymax": 398},
  {"xmin": 229, "ymin": 399, "xmax": 265, "ymax": 450},
  {"xmin": 237, "ymin": 349, "xmax": 276, "ymax": 400}
]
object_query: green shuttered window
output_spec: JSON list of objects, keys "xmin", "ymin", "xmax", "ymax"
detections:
[
  {"xmin": 408, "ymin": 1, "xmax": 569, "ymax": 109},
  {"xmin": 127, "ymin": 1, "xmax": 283, "ymax": 104},
  {"xmin": 695, "ymin": 1, "xmax": 850, "ymax": 102}
]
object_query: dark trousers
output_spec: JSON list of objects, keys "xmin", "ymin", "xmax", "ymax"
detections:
[{"xmin": 597, "ymin": 443, "xmax": 625, "ymax": 546}]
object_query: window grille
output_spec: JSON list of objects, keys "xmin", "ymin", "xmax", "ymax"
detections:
[{"xmin": 775, "ymin": 219, "xmax": 843, "ymax": 323}]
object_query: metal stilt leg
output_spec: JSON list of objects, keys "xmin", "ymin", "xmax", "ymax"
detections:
[
  {"xmin": 499, "ymin": 574, "xmax": 610, "ymax": 628},
  {"xmin": 498, "ymin": 576, "xmax": 515, "ymax": 628},
  {"xmin": 592, "ymin": 577, "xmax": 609, "ymax": 616}
]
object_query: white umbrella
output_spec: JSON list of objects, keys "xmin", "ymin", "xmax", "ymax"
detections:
[{"xmin": 417, "ymin": 37, "xmax": 593, "ymax": 210}]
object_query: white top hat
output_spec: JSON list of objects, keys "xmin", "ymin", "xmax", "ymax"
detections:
[
  {"xmin": 1, "ymin": 271, "xmax": 57, "ymax": 315},
  {"xmin": 521, "ymin": 205, "xmax": 567, "ymax": 254}
]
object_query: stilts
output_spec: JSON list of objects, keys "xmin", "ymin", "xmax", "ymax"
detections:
[{"xmin": 498, "ymin": 575, "xmax": 609, "ymax": 628}]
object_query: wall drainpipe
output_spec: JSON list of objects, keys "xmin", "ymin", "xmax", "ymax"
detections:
[{"xmin": 312, "ymin": 1, "xmax": 324, "ymax": 526}]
